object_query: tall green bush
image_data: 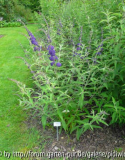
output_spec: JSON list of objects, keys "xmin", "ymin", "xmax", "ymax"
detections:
[
  {"xmin": 13, "ymin": 0, "xmax": 125, "ymax": 140},
  {"xmin": 13, "ymin": 2, "xmax": 34, "ymax": 22},
  {"xmin": 0, "ymin": 0, "xmax": 14, "ymax": 21},
  {"xmin": 0, "ymin": 0, "xmax": 35, "ymax": 22},
  {"xmin": 17, "ymin": 0, "xmax": 41, "ymax": 12}
]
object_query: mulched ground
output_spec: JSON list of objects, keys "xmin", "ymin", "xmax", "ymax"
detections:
[{"xmin": 25, "ymin": 115, "xmax": 125, "ymax": 160}]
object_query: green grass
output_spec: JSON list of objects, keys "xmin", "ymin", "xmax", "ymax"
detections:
[{"xmin": 0, "ymin": 25, "xmax": 40, "ymax": 159}]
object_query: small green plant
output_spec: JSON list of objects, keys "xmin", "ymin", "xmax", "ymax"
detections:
[
  {"xmin": 70, "ymin": 110, "xmax": 109, "ymax": 140},
  {"xmin": 103, "ymin": 97, "xmax": 125, "ymax": 125},
  {"xmin": 0, "ymin": 20, "xmax": 22, "ymax": 27},
  {"xmin": 114, "ymin": 147, "xmax": 123, "ymax": 152}
]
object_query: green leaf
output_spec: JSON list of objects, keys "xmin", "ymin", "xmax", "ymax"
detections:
[
  {"xmin": 78, "ymin": 93, "xmax": 84, "ymax": 109},
  {"xmin": 67, "ymin": 116, "xmax": 75, "ymax": 126},
  {"xmin": 110, "ymin": 112, "xmax": 117, "ymax": 125},
  {"xmin": 112, "ymin": 13, "xmax": 122, "ymax": 17},
  {"xmin": 117, "ymin": 106, "xmax": 125, "ymax": 111},
  {"xmin": 83, "ymin": 107, "xmax": 89, "ymax": 115},
  {"xmin": 112, "ymin": 97, "xmax": 116, "ymax": 105},
  {"xmin": 91, "ymin": 125, "xmax": 102, "ymax": 129},
  {"xmin": 45, "ymin": 65, "xmax": 50, "ymax": 72},
  {"xmin": 98, "ymin": 119, "xmax": 108, "ymax": 126},
  {"xmin": 57, "ymin": 110, "xmax": 67, "ymax": 131},
  {"xmin": 75, "ymin": 118, "xmax": 89, "ymax": 124},
  {"xmin": 104, "ymin": 104, "xmax": 114, "ymax": 108},
  {"xmin": 99, "ymin": 19, "xmax": 108, "ymax": 23},
  {"xmin": 76, "ymin": 127, "xmax": 83, "ymax": 140},
  {"xmin": 70, "ymin": 125, "xmax": 79, "ymax": 134},
  {"xmin": 103, "ymin": 83, "xmax": 108, "ymax": 89},
  {"xmin": 83, "ymin": 123, "xmax": 91, "ymax": 132},
  {"xmin": 41, "ymin": 115, "xmax": 47, "ymax": 129}
]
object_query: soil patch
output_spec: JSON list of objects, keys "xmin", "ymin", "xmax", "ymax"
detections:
[{"xmin": 25, "ymin": 115, "xmax": 125, "ymax": 160}]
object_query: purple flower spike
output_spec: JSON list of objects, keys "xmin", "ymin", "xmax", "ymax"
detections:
[
  {"xmin": 27, "ymin": 30, "xmax": 33, "ymax": 37},
  {"xmin": 31, "ymin": 40, "xmax": 38, "ymax": 46},
  {"xmin": 92, "ymin": 58, "xmax": 97, "ymax": 64},
  {"xmin": 56, "ymin": 62, "xmax": 62, "ymax": 67},
  {"xmin": 77, "ymin": 47, "xmax": 81, "ymax": 51},
  {"xmin": 29, "ymin": 32, "xmax": 33, "ymax": 37},
  {"xmin": 50, "ymin": 61, "xmax": 55, "ymax": 66},
  {"xmin": 77, "ymin": 43, "xmax": 82, "ymax": 46},
  {"xmin": 33, "ymin": 46, "xmax": 36, "ymax": 49},
  {"xmin": 54, "ymin": 56, "xmax": 58, "ymax": 60},
  {"xmin": 49, "ymin": 56, "xmax": 55, "ymax": 61},
  {"xmin": 73, "ymin": 53, "xmax": 78, "ymax": 56},
  {"xmin": 96, "ymin": 52, "xmax": 101, "ymax": 55},
  {"xmin": 30, "ymin": 36, "xmax": 36, "ymax": 40},
  {"xmin": 49, "ymin": 50, "xmax": 55, "ymax": 56},
  {"xmin": 34, "ymin": 46, "xmax": 41, "ymax": 51},
  {"xmin": 34, "ymin": 47, "xmax": 37, "ymax": 51},
  {"xmin": 26, "ymin": 28, "xmax": 39, "ymax": 46},
  {"xmin": 100, "ymin": 48, "xmax": 103, "ymax": 52},
  {"xmin": 47, "ymin": 45, "xmax": 54, "ymax": 50}
]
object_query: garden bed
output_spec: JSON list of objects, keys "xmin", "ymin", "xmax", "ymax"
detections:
[{"xmin": 25, "ymin": 115, "xmax": 125, "ymax": 160}]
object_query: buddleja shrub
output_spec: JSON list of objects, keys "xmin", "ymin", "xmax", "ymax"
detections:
[
  {"xmin": 14, "ymin": 24, "xmax": 112, "ymax": 140},
  {"xmin": 13, "ymin": 1, "xmax": 125, "ymax": 140}
]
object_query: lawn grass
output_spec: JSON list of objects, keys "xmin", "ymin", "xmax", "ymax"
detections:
[{"xmin": 0, "ymin": 25, "xmax": 40, "ymax": 159}]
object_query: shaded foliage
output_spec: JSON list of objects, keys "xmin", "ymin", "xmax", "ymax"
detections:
[{"xmin": 0, "ymin": 0, "xmax": 40, "ymax": 22}]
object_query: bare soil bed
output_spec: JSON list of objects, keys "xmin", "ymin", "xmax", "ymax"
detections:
[{"xmin": 25, "ymin": 115, "xmax": 125, "ymax": 160}]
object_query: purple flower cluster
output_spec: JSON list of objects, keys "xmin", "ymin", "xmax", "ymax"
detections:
[
  {"xmin": 56, "ymin": 20, "xmax": 63, "ymax": 35},
  {"xmin": 34, "ymin": 46, "xmax": 42, "ymax": 51},
  {"xmin": 73, "ymin": 52, "xmax": 84, "ymax": 60},
  {"xmin": 26, "ymin": 28, "xmax": 61, "ymax": 67},
  {"xmin": 28, "ymin": 31, "xmax": 39, "ymax": 46},
  {"xmin": 73, "ymin": 52, "xmax": 82, "ymax": 57},
  {"xmin": 92, "ymin": 57, "xmax": 97, "ymax": 64},
  {"xmin": 96, "ymin": 44, "xmax": 103, "ymax": 55},
  {"xmin": 93, "ymin": 41, "xmax": 103, "ymax": 63},
  {"xmin": 26, "ymin": 29, "xmax": 42, "ymax": 52},
  {"xmin": 73, "ymin": 43, "xmax": 83, "ymax": 59},
  {"xmin": 92, "ymin": 44, "xmax": 103, "ymax": 64},
  {"xmin": 57, "ymin": 29, "xmax": 61, "ymax": 35},
  {"xmin": 76, "ymin": 43, "xmax": 82, "ymax": 51},
  {"xmin": 47, "ymin": 45, "xmax": 61, "ymax": 67}
]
